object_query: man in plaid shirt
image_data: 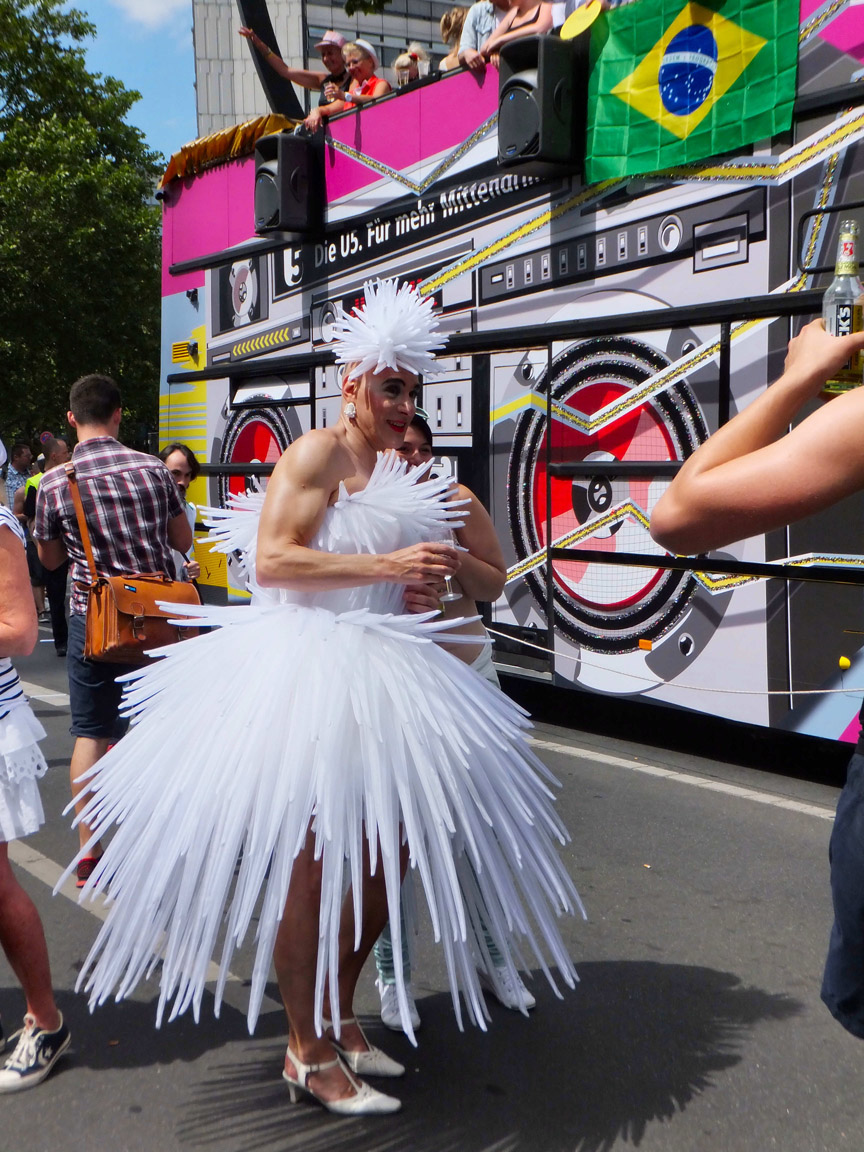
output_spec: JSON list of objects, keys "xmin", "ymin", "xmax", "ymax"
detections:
[{"xmin": 34, "ymin": 375, "xmax": 192, "ymax": 886}]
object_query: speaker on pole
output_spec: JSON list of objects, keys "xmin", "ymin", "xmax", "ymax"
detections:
[
  {"xmin": 254, "ymin": 132, "xmax": 324, "ymax": 235},
  {"xmin": 497, "ymin": 34, "xmax": 589, "ymax": 175}
]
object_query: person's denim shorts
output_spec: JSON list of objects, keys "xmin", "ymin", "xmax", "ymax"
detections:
[{"xmin": 67, "ymin": 613, "xmax": 135, "ymax": 741}]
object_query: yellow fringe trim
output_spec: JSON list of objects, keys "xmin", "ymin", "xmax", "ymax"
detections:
[{"xmin": 159, "ymin": 113, "xmax": 299, "ymax": 187}]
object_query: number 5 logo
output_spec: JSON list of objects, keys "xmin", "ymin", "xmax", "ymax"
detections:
[{"xmin": 283, "ymin": 247, "xmax": 302, "ymax": 287}]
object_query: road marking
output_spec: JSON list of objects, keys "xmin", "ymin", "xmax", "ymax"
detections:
[
  {"xmin": 17, "ymin": 676, "xmax": 836, "ymax": 820},
  {"xmin": 9, "ymin": 840, "xmax": 283, "ymax": 1017},
  {"xmin": 20, "ymin": 680, "xmax": 70, "ymax": 708},
  {"xmin": 531, "ymin": 738, "xmax": 836, "ymax": 821}
]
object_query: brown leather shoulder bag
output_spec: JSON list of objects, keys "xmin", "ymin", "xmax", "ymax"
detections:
[{"xmin": 65, "ymin": 462, "xmax": 201, "ymax": 664}]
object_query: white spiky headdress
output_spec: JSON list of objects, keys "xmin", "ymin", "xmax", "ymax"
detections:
[{"xmin": 332, "ymin": 278, "xmax": 446, "ymax": 380}]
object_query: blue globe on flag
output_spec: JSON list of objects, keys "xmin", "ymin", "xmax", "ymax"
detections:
[{"xmin": 658, "ymin": 25, "xmax": 718, "ymax": 117}]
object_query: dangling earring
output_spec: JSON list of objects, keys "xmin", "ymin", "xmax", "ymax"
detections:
[{"xmin": 344, "ymin": 402, "xmax": 357, "ymax": 420}]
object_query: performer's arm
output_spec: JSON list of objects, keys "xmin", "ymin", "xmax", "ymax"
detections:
[
  {"xmin": 452, "ymin": 484, "xmax": 506, "ymax": 601},
  {"xmin": 326, "ymin": 78, "xmax": 390, "ymax": 106},
  {"xmin": 304, "ymin": 99, "xmax": 345, "ymax": 131},
  {"xmin": 402, "ymin": 484, "xmax": 505, "ymax": 612},
  {"xmin": 33, "ymin": 488, "xmax": 67, "ymax": 572},
  {"xmin": 0, "ymin": 524, "xmax": 37, "ymax": 657},
  {"xmin": 12, "ymin": 485, "xmax": 26, "ymax": 525},
  {"xmin": 650, "ymin": 320, "xmax": 864, "ymax": 554},
  {"xmin": 238, "ymin": 27, "xmax": 326, "ymax": 88},
  {"xmin": 458, "ymin": 5, "xmax": 487, "ymax": 72},
  {"xmin": 256, "ymin": 433, "xmax": 459, "ymax": 589},
  {"xmin": 168, "ymin": 511, "xmax": 193, "ymax": 557}
]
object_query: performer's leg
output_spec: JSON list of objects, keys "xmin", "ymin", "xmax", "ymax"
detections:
[
  {"xmin": 66, "ymin": 612, "xmax": 132, "ymax": 860},
  {"xmin": 274, "ymin": 829, "xmax": 357, "ymax": 1103},
  {"xmin": 43, "ymin": 561, "xmax": 68, "ymax": 655},
  {"xmin": 335, "ymin": 837, "xmax": 409, "ymax": 1052},
  {"xmin": 374, "ymin": 881, "xmax": 412, "ymax": 985},
  {"xmin": 0, "ymin": 844, "xmax": 61, "ymax": 1030},
  {"xmin": 69, "ymin": 737, "xmax": 109, "ymax": 855}
]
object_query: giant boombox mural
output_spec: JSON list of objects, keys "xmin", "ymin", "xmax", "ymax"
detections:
[{"xmin": 159, "ymin": 0, "xmax": 864, "ymax": 745}]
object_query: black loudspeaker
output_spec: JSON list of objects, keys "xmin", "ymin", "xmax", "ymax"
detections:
[
  {"xmin": 497, "ymin": 34, "xmax": 589, "ymax": 175},
  {"xmin": 254, "ymin": 132, "xmax": 323, "ymax": 235}
]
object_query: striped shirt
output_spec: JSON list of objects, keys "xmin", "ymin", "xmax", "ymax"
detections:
[
  {"xmin": 33, "ymin": 437, "xmax": 184, "ymax": 616},
  {"xmin": 4, "ymin": 465, "xmax": 28, "ymax": 509},
  {"xmin": 0, "ymin": 507, "xmax": 26, "ymax": 721}
]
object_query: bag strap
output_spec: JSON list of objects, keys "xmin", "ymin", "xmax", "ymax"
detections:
[{"xmin": 64, "ymin": 462, "xmax": 99, "ymax": 585}]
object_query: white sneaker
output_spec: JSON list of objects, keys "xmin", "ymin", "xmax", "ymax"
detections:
[
  {"xmin": 377, "ymin": 979, "xmax": 421, "ymax": 1032},
  {"xmin": 478, "ymin": 966, "xmax": 536, "ymax": 1011},
  {"xmin": 0, "ymin": 1013, "xmax": 71, "ymax": 1093}
]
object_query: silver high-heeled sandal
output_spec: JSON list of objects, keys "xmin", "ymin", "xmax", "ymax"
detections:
[
  {"xmin": 324, "ymin": 1017, "xmax": 405, "ymax": 1078},
  {"xmin": 283, "ymin": 1044, "xmax": 401, "ymax": 1115}
]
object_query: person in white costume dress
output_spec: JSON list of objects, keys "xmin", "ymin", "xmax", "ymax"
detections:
[
  {"xmin": 61, "ymin": 280, "xmax": 583, "ymax": 1115},
  {"xmin": 0, "ymin": 472, "xmax": 71, "ymax": 1093}
]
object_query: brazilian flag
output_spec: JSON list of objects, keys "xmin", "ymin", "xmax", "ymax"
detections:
[{"xmin": 585, "ymin": 0, "xmax": 799, "ymax": 182}]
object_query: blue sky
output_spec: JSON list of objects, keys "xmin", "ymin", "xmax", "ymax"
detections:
[{"xmin": 73, "ymin": 0, "xmax": 198, "ymax": 164}]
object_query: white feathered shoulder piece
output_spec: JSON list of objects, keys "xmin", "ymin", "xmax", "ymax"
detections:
[
  {"xmin": 333, "ymin": 278, "xmax": 446, "ymax": 380},
  {"xmin": 199, "ymin": 485, "xmax": 266, "ymax": 581},
  {"xmin": 325, "ymin": 453, "xmax": 467, "ymax": 555}
]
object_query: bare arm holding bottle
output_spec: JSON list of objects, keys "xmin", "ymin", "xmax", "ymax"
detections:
[{"xmin": 650, "ymin": 320, "xmax": 864, "ymax": 555}]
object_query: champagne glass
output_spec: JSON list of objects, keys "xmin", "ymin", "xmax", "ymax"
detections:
[{"xmin": 439, "ymin": 530, "xmax": 462, "ymax": 603}]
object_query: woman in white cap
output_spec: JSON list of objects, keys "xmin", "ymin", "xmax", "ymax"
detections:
[
  {"xmin": 324, "ymin": 39, "xmax": 391, "ymax": 110},
  {"xmin": 238, "ymin": 26, "xmax": 350, "ymax": 132},
  {"xmin": 61, "ymin": 280, "xmax": 582, "ymax": 1117}
]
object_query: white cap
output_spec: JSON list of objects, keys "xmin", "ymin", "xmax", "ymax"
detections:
[{"xmin": 353, "ymin": 38, "xmax": 379, "ymax": 70}]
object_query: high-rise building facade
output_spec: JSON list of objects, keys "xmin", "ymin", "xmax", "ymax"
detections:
[{"xmin": 192, "ymin": 0, "xmax": 452, "ymax": 139}]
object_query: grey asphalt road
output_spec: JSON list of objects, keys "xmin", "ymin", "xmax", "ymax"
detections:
[{"xmin": 2, "ymin": 624, "xmax": 862, "ymax": 1152}]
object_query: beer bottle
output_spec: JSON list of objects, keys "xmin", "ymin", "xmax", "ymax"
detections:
[{"xmin": 822, "ymin": 219, "xmax": 864, "ymax": 394}]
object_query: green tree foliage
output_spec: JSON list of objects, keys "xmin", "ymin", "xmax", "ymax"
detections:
[
  {"xmin": 0, "ymin": 1, "xmax": 163, "ymax": 450},
  {"xmin": 343, "ymin": 0, "xmax": 393, "ymax": 15}
]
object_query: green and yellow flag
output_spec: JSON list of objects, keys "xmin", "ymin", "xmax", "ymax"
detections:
[{"xmin": 585, "ymin": 0, "xmax": 799, "ymax": 182}]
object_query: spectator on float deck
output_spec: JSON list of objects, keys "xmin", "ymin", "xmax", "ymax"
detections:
[
  {"xmin": 480, "ymin": 0, "xmax": 553, "ymax": 64},
  {"xmin": 458, "ymin": 0, "xmax": 511, "ymax": 73},
  {"xmin": 393, "ymin": 42, "xmax": 430, "ymax": 85},
  {"xmin": 238, "ymin": 26, "xmax": 349, "ymax": 134},
  {"xmin": 323, "ymin": 40, "xmax": 391, "ymax": 111},
  {"xmin": 439, "ymin": 7, "xmax": 467, "ymax": 71}
]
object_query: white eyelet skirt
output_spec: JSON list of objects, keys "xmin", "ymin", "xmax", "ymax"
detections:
[{"xmin": 0, "ymin": 704, "xmax": 48, "ymax": 843}]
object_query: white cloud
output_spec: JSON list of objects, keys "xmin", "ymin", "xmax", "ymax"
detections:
[{"xmin": 110, "ymin": 0, "xmax": 191, "ymax": 30}]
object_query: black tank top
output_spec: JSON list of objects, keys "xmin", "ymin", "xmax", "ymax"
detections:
[{"xmin": 319, "ymin": 69, "xmax": 350, "ymax": 106}]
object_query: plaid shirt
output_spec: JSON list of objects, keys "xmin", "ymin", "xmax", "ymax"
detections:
[{"xmin": 33, "ymin": 437, "xmax": 184, "ymax": 616}]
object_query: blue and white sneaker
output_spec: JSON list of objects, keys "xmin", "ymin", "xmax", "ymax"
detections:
[{"xmin": 0, "ymin": 1013, "xmax": 70, "ymax": 1093}]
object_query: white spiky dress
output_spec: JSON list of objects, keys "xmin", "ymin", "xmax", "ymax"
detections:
[{"xmin": 65, "ymin": 454, "xmax": 583, "ymax": 1038}]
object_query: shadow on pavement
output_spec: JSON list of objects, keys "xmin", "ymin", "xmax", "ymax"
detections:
[
  {"xmin": 45, "ymin": 986, "xmax": 255, "ymax": 1071},
  {"xmin": 175, "ymin": 960, "xmax": 801, "ymax": 1152}
]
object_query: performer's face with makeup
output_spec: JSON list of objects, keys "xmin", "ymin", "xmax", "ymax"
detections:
[{"xmin": 347, "ymin": 368, "xmax": 420, "ymax": 448}]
